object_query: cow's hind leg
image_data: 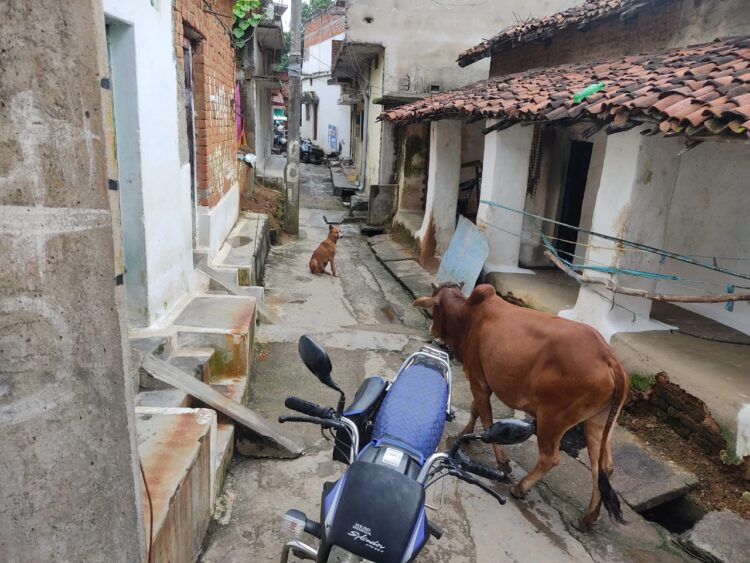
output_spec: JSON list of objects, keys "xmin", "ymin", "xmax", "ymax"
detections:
[
  {"xmin": 511, "ymin": 413, "xmax": 563, "ymax": 499},
  {"xmin": 460, "ymin": 400, "xmax": 479, "ymax": 436},
  {"xmin": 472, "ymin": 383, "xmax": 511, "ymax": 474},
  {"xmin": 578, "ymin": 408, "xmax": 611, "ymax": 531}
]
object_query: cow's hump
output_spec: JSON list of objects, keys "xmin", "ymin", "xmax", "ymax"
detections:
[{"xmin": 467, "ymin": 284, "xmax": 496, "ymax": 306}]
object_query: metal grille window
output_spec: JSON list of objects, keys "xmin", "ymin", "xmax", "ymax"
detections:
[{"xmin": 527, "ymin": 125, "xmax": 542, "ymax": 198}]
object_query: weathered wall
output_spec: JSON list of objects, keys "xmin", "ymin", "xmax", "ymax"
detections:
[
  {"xmin": 301, "ymin": 20, "xmax": 351, "ymax": 154},
  {"xmin": 657, "ymin": 142, "xmax": 750, "ymax": 335},
  {"xmin": 397, "ymin": 122, "xmax": 430, "ymax": 212},
  {"xmin": 364, "ymin": 52, "xmax": 384, "ymax": 190},
  {"xmin": 345, "ymin": 0, "xmax": 575, "ymax": 95},
  {"xmin": 0, "ymin": 1, "xmax": 144, "ymax": 560},
  {"xmin": 476, "ymin": 123, "xmax": 534, "ymax": 273},
  {"xmin": 174, "ymin": 0, "xmax": 239, "ymax": 259},
  {"xmin": 489, "ymin": 0, "xmax": 750, "ymax": 76},
  {"xmin": 104, "ymin": 0, "xmax": 194, "ymax": 326}
]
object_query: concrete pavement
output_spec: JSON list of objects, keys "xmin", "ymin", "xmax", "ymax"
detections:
[{"xmin": 200, "ymin": 164, "xmax": 695, "ymax": 563}]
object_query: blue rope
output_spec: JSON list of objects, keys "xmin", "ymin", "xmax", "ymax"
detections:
[
  {"xmin": 538, "ymin": 234, "xmax": 682, "ymax": 281},
  {"xmin": 480, "ymin": 199, "xmax": 750, "ymax": 283}
]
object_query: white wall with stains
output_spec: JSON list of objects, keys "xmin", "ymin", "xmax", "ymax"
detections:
[
  {"xmin": 104, "ymin": 0, "xmax": 194, "ymax": 326},
  {"xmin": 344, "ymin": 0, "xmax": 578, "ymax": 95},
  {"xmin": 301, "ymin": 33, "xmax": 352, "ymax": 155},
  {"xmin": 656, "ymin": 142, "xmax": 750, "ymax": 335}
]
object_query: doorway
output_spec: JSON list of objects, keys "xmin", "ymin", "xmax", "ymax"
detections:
[
  {"xmin": 555, "ymin": 140, "xmax": 592, "ymax": 262},
  {"xmin": 106, "ymin": 21, "xmax": 148, "ymax": 326},
  {"xmin": 183, "ymin": 37, "xmax": 198, "ymax": 246}
]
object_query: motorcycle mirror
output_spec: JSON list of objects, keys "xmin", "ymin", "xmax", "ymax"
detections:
[
  {"xmin": 481, "ymin": 418, "xmax": 537, "ymax": 445},
  {"xmin": 298, "ymin": 335, "xmax": 346, "ymax": 413}
]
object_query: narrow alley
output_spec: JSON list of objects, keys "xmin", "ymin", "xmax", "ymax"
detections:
[
  {"xmin": 199, "ymin": 165, "xmax": 690, "ymax": 563},
  {"xmin": 4, "ymin": 2, "xmax": 750, "ymax": 562}
]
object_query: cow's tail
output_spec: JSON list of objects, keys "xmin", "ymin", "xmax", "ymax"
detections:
[{"xmin": 598, "ymin": 363, "xmax": 628, "ymax": 524}]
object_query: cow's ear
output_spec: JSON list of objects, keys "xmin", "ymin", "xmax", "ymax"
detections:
[
  {"xmin": 412, "ymin": 296, "xmax": 435, "ymax": 309},
  {"xmin": 467, "ymin": 284, "xmax": 495, "ymax": 305}
]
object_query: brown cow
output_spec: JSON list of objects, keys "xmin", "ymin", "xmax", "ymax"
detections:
[{"xmin": 413, "ymin": 282, "xmax": 628, "ymax": 530}]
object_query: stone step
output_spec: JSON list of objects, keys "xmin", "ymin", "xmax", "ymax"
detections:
[
  {"xmin": 214, "ymin": 422, "xmax": 235, "ymax": 502},
  {"xmin": 574, "ymin": 426, "xmax": 698, "ymax": 512},
  {"xmin": 172, "ymin": 295, "xmax": 257, "ymax": 379},
  {"xmin": 136, "ymin": 407, "xmax": 216, "ymax": 563},
  {"xmin": 130, "ymin": 336, "xmax": 172, "ymax": 392},
  {"xmin": 678, "ymin": 510, "xmax": 750, "ymax": 563},
  {"xmin": 212, "ymin": 212, "xmax": 269, "ymax": 286},
  {"xmin": 135, "ymin": 389, "xmax": 191, "ymax": 409},
  {"xmin": 209, "ymin": 375, "xmax": 249, "ymax": 405},
  {"xmin": 196, "ymin": 258, "xmax": 265, "ymax": 303},
  {"xmin": 139, "ymin": 346, "xmax": 214, "ymax": 391}
]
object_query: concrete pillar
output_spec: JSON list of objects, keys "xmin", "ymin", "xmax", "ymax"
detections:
[
  {"xmin": 561, "ymin": 127, "xmax": 683, "ymax": 340},
  {"xmin": 418, "ymin": 119, "xmax": 462, "ymax": 256},
  {"xmin": 0, "ymin": 2, "xmax": 144, "ymax": 561},
  {"xmin": 476, "ymin": 122, "xmax": 535, "ymax": 272}
]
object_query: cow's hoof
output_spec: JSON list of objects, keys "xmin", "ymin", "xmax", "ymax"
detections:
[
  {"xmin": 510, "ymin": 484, "xmax": 525, "ymax": 499},
  {"xmin": 573, "ymin": 516, "xmax": 596, "ymax": 532},
  {"xmin": 499, "ymin": 461, "xmax": 512, "ymax": 476}
]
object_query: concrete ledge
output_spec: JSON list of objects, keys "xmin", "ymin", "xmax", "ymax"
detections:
[
  {"xmin": 136, "ymin": 407, "xmax": 216, "ymax": 563},
  {"xmin": 679, "ymin": 510, "xmax": 750, "ymax": 562},
  {"xmin": 213, "ymin": 212, "xmax": 270, "ymax": 286},
  {"xmin": 197, "ymin": 182, "xmax": 240, "ymax": 261},
  {"xmin": 485, "ymin": 270, "xmax": 579, "ymax": 313},
  {"xmin": 173, "ymin": 295, "xmax": 257, "ymax": 379}
]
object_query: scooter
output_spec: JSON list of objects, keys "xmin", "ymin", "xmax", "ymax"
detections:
[{"xmin": 278, "ymin": 335, "xmax": 537, "ymax": 563}]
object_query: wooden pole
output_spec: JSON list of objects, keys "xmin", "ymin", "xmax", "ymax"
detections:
[
  {"xmin": 544, "ymin": 250, "xmax": 750, "ymax": 304},
  {"xmin": 283, "ymin": 0, "xmax": 301, "ymax": 235}
]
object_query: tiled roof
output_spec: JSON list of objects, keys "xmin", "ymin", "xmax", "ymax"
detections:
[
  {"xmin": 382, "ymin": 37, "xmax": 750, "ymax": 139},
  {"xmin": 457, "ymin": 0, "xmax": 660, "ymax": 67}
]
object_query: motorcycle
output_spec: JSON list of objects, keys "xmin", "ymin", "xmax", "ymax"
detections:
[
  {"xmin": 300, "ymin": 138, "xmax": 325, "ymax": 165},
  {"xmin": 278, "ymin": 335, "xmax": 537, "ymax": 563}
]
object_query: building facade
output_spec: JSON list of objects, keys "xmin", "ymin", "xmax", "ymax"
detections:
[
  {"xmin": 301, "ymin": 5, "xmax": 351, "ymax": 156},
  {"xmin": 329, "ymin": 0, "xmax": 577, "ymax": 191}
]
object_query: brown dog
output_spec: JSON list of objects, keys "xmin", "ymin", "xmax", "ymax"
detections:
[{"xmin": 309, "ymin": 224, "xmax": 341, "ymax": 276}]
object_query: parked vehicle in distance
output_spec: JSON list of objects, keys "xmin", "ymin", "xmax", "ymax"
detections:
[{"xmin": 300, "ymin": 138, "xmax": 325, "ymax": 165}]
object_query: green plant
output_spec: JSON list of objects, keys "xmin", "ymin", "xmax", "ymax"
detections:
[
  {"xmin": 629, "ymin": 373, "xmax": 656, "ymax": 393},
  {"xmin": 233, "ymin": 0, "xmax": 264, "ymax": 46},
  {"xmin": 302, "ymin": 0, "xmax": 333, "ymax": 21}
]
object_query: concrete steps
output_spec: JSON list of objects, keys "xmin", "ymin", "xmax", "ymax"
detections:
[
  {"xmin": 212, "ymin": 212, "xmax": 269, "ymax": 286},
  {"xmin": 136, "ymin": 407, "xmax": 216, "ymax": 563},
  {"xmin": 172, "ymin": 294, "xmax": 257, "ymax": 379},
  {"xmin": 129, "ymin": 232, "xmax": 268, "ymax": 561}
]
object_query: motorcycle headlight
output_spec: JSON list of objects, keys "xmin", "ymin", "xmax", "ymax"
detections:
[{"xmin": 327, "ymin": 545, "xmax": 374, "ymax": 563}]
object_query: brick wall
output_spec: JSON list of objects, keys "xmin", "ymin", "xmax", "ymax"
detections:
[
  {"xmin": 490, "ymin": 2, "xmax": 690, "ymax": 77},
  {"xmin": 303, "ymin": 8, "xmax": 346, "ymax": 48},
  {"xmin": 174, "ymin": 0, "xmax": 238, "ymax": 208}
]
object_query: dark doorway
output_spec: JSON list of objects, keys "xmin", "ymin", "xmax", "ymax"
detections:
[
  {"xmin": 183, "ymin": 37, "xmax": 198, "ymax": 245},
  {"xmin": 555, "ymin": 140, "xmax": 592, "ymax": 262}
]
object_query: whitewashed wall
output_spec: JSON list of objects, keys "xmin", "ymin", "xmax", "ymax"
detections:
[
  {"xmin": 103, "ymin": 0, "xmax": 194, "ymax": 326},
  {"xmin": 345, "ymin": 0, "xmax": 579, "ymax": 95},
  {"xmin": 657, "ymin": 142, "xmax": 750, "ymax": 335},
  {"xmin": 301, "ymin": 33, "xmax": 351, "ymax": 155}
]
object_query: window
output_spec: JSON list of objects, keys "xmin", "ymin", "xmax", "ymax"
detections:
[{"xmin": 305, "ymin": 103, "xmax": 310, "ymax": 121}]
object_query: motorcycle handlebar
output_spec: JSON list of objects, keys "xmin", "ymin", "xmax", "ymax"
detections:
[
  {"xmin": 278, "ymin": 415, "xmax": 345, "ymax": 432},
  {"xmin": 459, "ymin": 458, "xmax": 507, "ymax": 482},
  {"xmin": 285, "ymin": 397, "xmax": 335, "ymax": 420}
]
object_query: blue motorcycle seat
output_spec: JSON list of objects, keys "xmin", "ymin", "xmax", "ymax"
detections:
[{"xmin": 372, "ymin": 363, "xmax": 448, "ymax": 463}]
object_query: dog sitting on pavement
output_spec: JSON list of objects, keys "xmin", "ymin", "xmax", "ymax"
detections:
[{"xmin": 309, "ymin": 221, "xmax": 341, "ymax": 277}]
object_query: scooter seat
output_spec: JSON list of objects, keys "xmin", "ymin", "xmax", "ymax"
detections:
[{"xmin": 372, "ymin": 364, "xmax": 448, "ymax": 463}]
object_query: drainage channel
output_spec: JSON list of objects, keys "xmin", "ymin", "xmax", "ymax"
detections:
[{"xmin": 641, "ymin": 495, "xmax": 707, "ymax": 534}]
